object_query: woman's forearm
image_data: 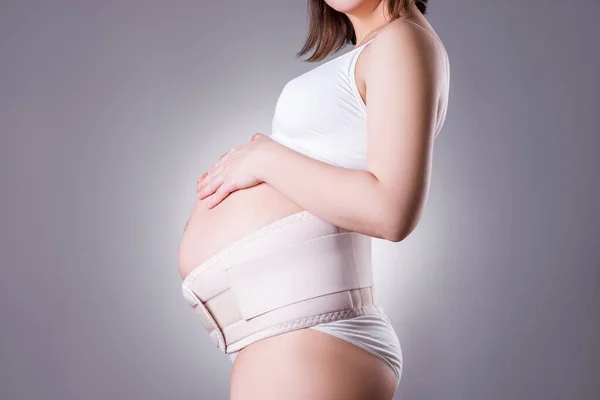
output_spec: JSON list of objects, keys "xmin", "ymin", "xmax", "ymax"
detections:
[{"xmin": 253, "ymin": 140, "xmax": 401, "ymax": 241}]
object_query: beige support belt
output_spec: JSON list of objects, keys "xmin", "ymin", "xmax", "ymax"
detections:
[{"xmin": 181, "ymin": 212, "xmax": 383, "ymax": 354}]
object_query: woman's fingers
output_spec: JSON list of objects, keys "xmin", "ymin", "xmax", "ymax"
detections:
[
  {"xmin": 197, "ymin": 148, "xmax": 232, "ymax": 185},
  {"xmin": 197, "ymin": 162, "xmax": 222, "ymax": 193},
  {"xmin": 204, "ymin": 181, "xmax": 235, "ymax": 209},
  {"xmin": 197, "ymin": 171, "xmax": 224, "ymax": 200},
  {"xmin": 197, "ymin": 172, "xmax": 208, "ymax": 185},
  {"xmin": 197, "ymin": 180, "xmax": 217, "ymax": 199}
]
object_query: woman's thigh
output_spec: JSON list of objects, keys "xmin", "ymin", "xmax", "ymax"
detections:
[{"xmin": 230, "ymin": 328, "xmax": 398, "ymax": 400}]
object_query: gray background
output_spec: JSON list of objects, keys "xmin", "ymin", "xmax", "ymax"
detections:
[{"xmin": 1, "ymin": 1, "xmax": 598, "ymax": 399}]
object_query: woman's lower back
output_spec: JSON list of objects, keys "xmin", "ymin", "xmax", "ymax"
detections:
[{"xmin": 177, "ymin": 182, "xmax": 304, "ymax": 280}]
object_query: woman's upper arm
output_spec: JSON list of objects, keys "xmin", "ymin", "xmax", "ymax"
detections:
[{"xmin": 364, "ymin": 20, "xmax": 446, "ymax": 240}]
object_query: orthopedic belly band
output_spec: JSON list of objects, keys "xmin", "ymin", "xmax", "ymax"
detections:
[{"xmin": 181, "ymin": 211, "xmax": 383, "ymax": 355}]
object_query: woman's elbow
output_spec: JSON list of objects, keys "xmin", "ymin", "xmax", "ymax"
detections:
[
  {"xmin": 378, "ymin": 209, "xmax": 421, "ymax": 243},
  {"xmin": 374, "ymin": 213, "xmax": 405, "ymax": 242},
  {"xmin": 381, "ymin": 224, "xmax": 408, "ymax": 242}
]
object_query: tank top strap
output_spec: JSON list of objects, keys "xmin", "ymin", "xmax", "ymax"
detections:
[{"xmin": 348, "ymin": 38, "xmax": 376, "ymax": 113}]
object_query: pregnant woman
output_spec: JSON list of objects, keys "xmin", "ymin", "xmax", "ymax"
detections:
[{"xmin": 178, "ymin": 0, "xmax": 449, "ymax": 399}]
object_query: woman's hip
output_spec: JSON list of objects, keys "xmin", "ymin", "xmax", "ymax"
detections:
[{"xmin": 229, "ymin": 326, "xmax": 399, "ymax": 400}]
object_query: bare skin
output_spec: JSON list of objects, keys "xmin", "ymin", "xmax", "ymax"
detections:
[
  {"xmin": 229, "ymin": 329, "xmax": 398, "ymax": 400},
  {"xmin": 177, "ymin": 182, "xmax": 303, "ymax": 279},
  {"xmin": 180, "ymin": 1, "xmax": 448, "ymax": 398}
]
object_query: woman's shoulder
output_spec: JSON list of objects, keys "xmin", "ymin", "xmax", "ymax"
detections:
[
  {"xmin": 366, "ymin": 17, "xmax": 449, "ymax": 88},
  {"xmin": 371, "ymin": 17, "xmax": 448, "ymax": 66}
]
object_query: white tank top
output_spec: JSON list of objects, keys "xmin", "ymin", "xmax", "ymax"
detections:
[
  {"xmin": 269, "ymin": 32, "xmax": 448, "ymax": 170},
  {"xmin": 269, "ymin": 38, "xmax": 376, "ymax": 170}
]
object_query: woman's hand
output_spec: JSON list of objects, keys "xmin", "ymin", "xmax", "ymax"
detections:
[{"xmin": 196, "ymin": 133, "xmax": 272, "ymax": 209}]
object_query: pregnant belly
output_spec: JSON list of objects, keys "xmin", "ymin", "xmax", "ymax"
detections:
[{"xmin": 177, "ymin": 182, "xmax": 304, "ymax": 280}]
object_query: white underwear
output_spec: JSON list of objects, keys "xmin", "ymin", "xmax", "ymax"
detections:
[
  {"xmin": 227, "ymin": 313, "xmax": 403, "ymax": 384},
  {"xmin": 181, "ymin": 210, "xmax": 398, "ymax": 374},
  {"xmin": 309, "ymin": 314, "xmax": 403, "ymax": 383}
]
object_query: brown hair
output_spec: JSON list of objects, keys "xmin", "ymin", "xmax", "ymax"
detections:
[{"xmin": 297, "ymin": 0, "xmax": 429, "ymax": 62}]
